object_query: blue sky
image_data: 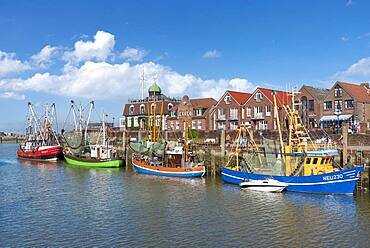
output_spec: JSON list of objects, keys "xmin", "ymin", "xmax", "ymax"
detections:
[{"xmin": 0, "ymin": 0, "xmax": 370, "ymax": 131}]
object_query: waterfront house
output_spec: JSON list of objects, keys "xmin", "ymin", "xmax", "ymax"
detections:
[
  {"xmin": 212, "ymin": 90, "xmax": 252, "ymax": 131},
  {"xmin": 298, "ymin": 85, "xmax": 329, "ymax": 128},
  {"xmin": 320, "ymin": 82, "xmax": 370, "ymax": 133},
  {"xmin": 166, "ymin": 95, "xmax": 217, "ymax": 132},
  {"xmin": 121, "ymin": 82, "xmax": 181, "ymax": 131},
  {"xmin": 243, "ymin": 87, "xmax": 291, "ymax": 131}
]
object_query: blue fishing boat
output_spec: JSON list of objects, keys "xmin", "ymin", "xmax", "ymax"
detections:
[
  {"xmin": 222, "ymin": 89, "xmax": 364, "ymax": 195},
  {"xmin": 222, "ymin": 166, "xmax": 364, "ymax": 194}
]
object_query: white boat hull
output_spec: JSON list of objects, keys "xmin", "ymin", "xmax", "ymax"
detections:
[{"xmin": 239, "ymin": 179, "xmax": 288, "ymax": 193}]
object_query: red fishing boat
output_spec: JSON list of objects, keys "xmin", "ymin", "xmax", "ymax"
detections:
[{"xmin": 17, "ymin": 102, "xmax": 63, "ymax": 162}]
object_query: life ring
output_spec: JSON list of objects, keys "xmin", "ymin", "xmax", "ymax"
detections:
[{"xmin": 317, "ymin": 170, "xmax": 324, "ymax": 175}]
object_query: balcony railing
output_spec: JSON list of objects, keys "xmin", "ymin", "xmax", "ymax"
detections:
[{"xmin": 229, "ymin": 114, "xmax": 239, "ymax": 120}]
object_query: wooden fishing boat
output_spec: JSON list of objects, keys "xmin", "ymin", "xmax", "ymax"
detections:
[
  {"xmin": 17, "ymin": 102, "xmax": 63, "ymax": 162},
  {"xmin": 222, "ymin": 88, "xmax": 364, "ymax": 195},
  {"xmin": 63, "ymin": 101, "xmax": 123, "ymax": 168},
  {"xmin": 132, "ymin": 156, "xmax": 205, "ymax": 177},
  {"xmin": 131, "ymin": 81, "xmax": 205, "ymax": 178}
]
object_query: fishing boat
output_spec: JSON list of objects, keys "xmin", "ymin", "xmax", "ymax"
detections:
[
  {"xmin": 239, "ymin": 179, "xmax": 288, "ymax": 192},
  {"xmin": 62, "ymin": 101, "xmax": 123, "ymax": 168},
  {"xmin": 131, "ymin": 81, "xmax": 205, "ymax": 177},
  {"xmin": 222, "ymin": 89, "xmax": 364, "ymax": 195},
  {"xmin": 17, "ymin": 102, "xmax": 63, "ymax": 161}
]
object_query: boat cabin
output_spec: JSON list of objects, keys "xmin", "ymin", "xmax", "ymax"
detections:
[{"xmin": 90, "ymin": 144, "xmax": 114, "ymax": 160}]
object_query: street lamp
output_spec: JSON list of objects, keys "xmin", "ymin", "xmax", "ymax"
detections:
[{"xmin": 334, "ymin": 109, "xmax": 341, "ymax": 134}]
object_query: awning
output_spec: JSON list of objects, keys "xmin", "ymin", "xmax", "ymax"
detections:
[{"xmin": 319, "ymin": 114, "xmax": 352, "ymax": 122}]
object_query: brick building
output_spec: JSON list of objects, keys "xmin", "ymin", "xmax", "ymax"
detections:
[
  {"xmin": 320, "ymin": 81, "xmax": 370, "ymax": 132},
  {"xmin": 243, "ymin": 88, "xmax": 291, "ymax": 130},
  {"xmin": 298, "ymin": 85, "xmax": 329, "ymax": 128},
  {"xmin": 166, "ymin": 95, "xmax": 217, "ymax": 132},
  {"xmin": 212, "ymin": 90, "xmax": 252, "ymax": 131},
  {"xmin": 121, "ymin": 82, "xmax": 181, "ymax": 131}
]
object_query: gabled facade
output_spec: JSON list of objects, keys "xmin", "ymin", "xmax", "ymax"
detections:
[
  {"xmin": 211, "ymin": 90, "xmax": 252, "ymax": 131},
  {"xmin": 166, "ymin": 96, "xmax": 217, "ymax": 131},
  {"xmin": 243, "ymin": 88, "xmax": 291, "ymax": 130},
  {"xmin": 299, "ymin": 85, "xmax": 329, "ymax": 127},
  {"xmin": 321, "ymin": 81, "xmax": 370, "ymax": 131}
]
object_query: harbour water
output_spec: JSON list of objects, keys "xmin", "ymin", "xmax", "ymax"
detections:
[{"xmin": 1, "ymin": 144, "xmax": 369, "ymax": 247}]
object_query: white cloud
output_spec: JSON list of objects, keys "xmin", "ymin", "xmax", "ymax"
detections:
[
  {"xmin": 0, "ymin": 60, "xmax": 256, "ymax": 101},
  {"xmin": 31, "ymin": 45, "xmax": 58, "ymax": 68},
  {"xmin": 340, "ymin": 36, "xmax": 349, "ymax": 42},
  {"xmin": 335, "ymin": 57, "xmax": 370, "ymax": 79},
  {"xmin": 121, "ymin": 47, "xmax": 148, "ymax": 62},
  {"xmin": 0, "ymin": 51, "xmax": 31, "ymax": 76},
  {"xmin": 0, "ymin": 91, "xmax": 25, "ymax": 100},
  {"xmin": 203, "ymin": 49, "xmax": 221, "ymax": 59},
  {"xmin": 64, "ymin": 30, "xmax": 115, "ymax": 62}
]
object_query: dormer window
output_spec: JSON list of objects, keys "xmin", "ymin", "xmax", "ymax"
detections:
[
  {"xmin": 195, "ymin": 109, "xmax": 203, "ymax": 116},
  {"xmin": 140, "ymin": 104, "xmax": 145, "ymax": 114},
  {"xmin": 129, "ymin": 105, "xmax": 135, "ymax": 115},
  {"xmin": 225, "ymin": 95, "xmax": 232, "ymax": 104},
  {"xmin": 168, "ymin": 103, "xmax": 173, "ymax": 110},
  {"xmin": 255, "ymin": 92, "xmax": 263, "ymax": 102}
]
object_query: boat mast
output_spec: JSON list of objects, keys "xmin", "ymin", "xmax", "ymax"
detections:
[
  {"xmin": 70, "ymin": 100, "xmax": 78, "ymax": 132},
  {"xmin": 102, "ymin": 112, "xmax": 106, "ymax": 146},
  {"xmin": 272, "ymin": 91, "xmax": 286, "ymax": 171},
  {"xmin": 84, "ymin": 101, "xmax": 94, "ymax": 146},
  {"xmin": 79, "ymin": 104, "xmax": 84, "ymax": 132},
  {"xmin": 28, "ymin": 102, "xmax": 45, "ymax": 145},
  {"xmin": 183, "ymin": 121, "xmax": 189, "ymax": 162}
]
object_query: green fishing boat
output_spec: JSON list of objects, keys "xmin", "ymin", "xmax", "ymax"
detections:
[
  {"xmin": 62, "ymin": 101, "xmax": 123, "ymax": 168},
  {"xmin": 64, "ymin": 153, "xmax": 123, "ymax": 168}
]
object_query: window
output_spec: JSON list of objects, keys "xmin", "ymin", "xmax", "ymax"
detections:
[
  {"xmin": 170, "ymin": 110, "xmax": 176, "ymax": 117},
  {"xmin": 195, "ymin": 109, "xmax": 203, "ymax": 116},
  {"xmin": 176, "ymin": 121, "xmax": 179, "ymax": 130},
  {"xmin": 119, "ymin": 117, "xmax": 125, "ymax": 128},
  {"xmin": 230, "ymin": 121, "xmax": 238, "ymax": 130},
  {"xmin": 218, "ymin": 108, "xmax": 225, "ymax": 119},
  {"xmin": 241, "ymin": 108, "xmax": 245, "ymax": 119},
  {"xmin": 170, "ymin": 121, "xmax": 174, "ymax": 129},
  {"xmin": 308, "ymin": 100, "xmax": 314, "ymax": 111},
  {"xmin": 168, "ymin": 103, "xmax": 173, "ymax": 110},
  {"xmin": 306, "ymin": 157, "xmax": 311, "ymax": 164},
  {"xmin": 230, "ymin": 108, "xmax": 238, "ymax": 119},
  {"xmin": 127, "ymin": 117, "xmax": 132, "ymax": 127},
  {"xmin": 225, "ymin": 95, "xmax": 232, "ymax": 104},
  {"xmin": 266, "ymin": 105, "xmax": 271, "ymax": 116},
  {"xmin": 313, "ymin": 158, "xmax": 318, "ymax": 164},
  {"xmin": 218, "ymin": 122, "xmax": 225, "ymax": 130},
  {"xmin": 255, "ymin": 92, "xmax": 263, "ymax": 102},
  {"xmin": 345, "ymin": 100, "xmax": 354, "ymax": 109},
  {"xmin": 134, "ymin": 117, "xmax": 139, "ymax": 127},
  {"xmin": 192, "ymin": 121, "xmax": 196, "ymax": 129},
  {"xmin": 334, "ymin": 100, "xmax": 342, "ymax": 111},
  {"xmin": 198, "ymin": 121, "xmax": 202, "ymax": 130},
  {"xmin": 324, "ymin": 101, "xmax": 332, "ymax": 110},
  {"xmin": 140, "ymin": 104, "xmax": 145, "ymax": 114},
  {"xmin": 129, "ymin": 105, "xmax": 134, "ymax": 115},
  {"xmin": 334, "ymin": 87, "xmax": 343, "ymax": 97},
  {"xmin": 246, "ymin": 107, "xmax": 251, "ymax": 117}
]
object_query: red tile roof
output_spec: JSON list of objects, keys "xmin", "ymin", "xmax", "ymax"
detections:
[
  {"xmin": 337, "ymin": 82, "xmax": 370, "ymax": 103},
  {"xmin": 257, "ymin": 88, "xmax": 292, "ymax": 107},
  {"xmin": 227, "ymin": 90, "xmax": 252, "ymax": 105}
]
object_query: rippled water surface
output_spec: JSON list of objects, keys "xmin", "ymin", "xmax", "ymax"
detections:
[{"xmin": 1, "ymin": 144, "xmax": 369, "ymax": 247}]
